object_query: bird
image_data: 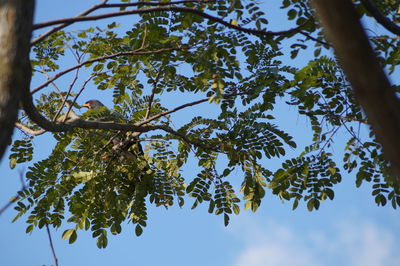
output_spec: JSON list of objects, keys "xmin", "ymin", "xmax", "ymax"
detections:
[
  {"xmin": 81, "ymin": 99, "xmax": 105, "ymax": 109},
  {"xmin": 80, "ymin": 98, "xmax": 152, "ymax": 196},
  {"xmin": 80, "ymin": 99, "xmax": 145, "ymax": 162}
]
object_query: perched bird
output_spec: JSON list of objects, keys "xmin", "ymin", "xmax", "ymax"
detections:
[
  {"xmin": 79, "ymin": 99, "xmax": 150, "ymax": 194},
  {"xmin": 81, "ymin": 99, "xmax": 105, "ymax": 109},
  {"xmin": 81, "ymin": 99, "xmax": 144, "ymax": 161}
]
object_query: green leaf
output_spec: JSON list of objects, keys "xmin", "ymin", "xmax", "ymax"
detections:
[
  {"xmin": 292, "ymin": 198, "xmax": 299, "ymax": 210},
  {"xmin": 9, "ymin": 157, "xmax": 17, "ymax": 169},
  {"xmin": 69, "ymin": 230, "xmax": 78, "ymax": 244},
  {"xmin": 62, "ymin": 229, "xmax": 75, "ymax": 241},
  {"xmin": 224, "ymin": 213, "xmax": 230, "ymax": 227},
  {"xmin": 232, "ymin": 204, "xmax": 240, "ymax": 215},
  {"xmin": 307, "ymin": 199, "xmax": 314, "ymax": 211},
  {"xmin": 26, "ymin": 225, "xmax": 34, "ymax": 234},
  {"xmin": 135, "ymin": 225, "xmax": 143, "ymax": 236}
]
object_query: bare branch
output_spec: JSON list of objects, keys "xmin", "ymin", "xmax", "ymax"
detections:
[
  {"xmin": 33, "ymin": 6, "xmax": 309, "ymax": 38},
  {"xmin": 298, "ymin": 30, "xmax": 330, "ymax": 47},
  {"xmin": 31, "ymin": 0, "xmax": 109, "ymax": 46},
  {"xmin": 64, "ymin": 74, "xmax": 95, "ymax": 122},
  {"xmin": 137, "ymin": 90, "xmax": 256, "ymax": 126},
  {"xmin": 54, "ymin": 69, "xmax": 80, "ymax": 121},
  {"xmin": 38, "ymin": 65, "xmax": 79, "ymax": 121},
  {"xmin": 137, "ymin": 98, "xmax": 209, "ymax": 126},
  {"xmin": 46, "ymin": 224, "xmax": 59, "ymax": 266},
  {"xmin": 15, "ymin": 122, "xmax": 46, "ymax": 136},
  {"xmin": 31, "ymin": 47, "xmax": 179, "ymax": 94}
]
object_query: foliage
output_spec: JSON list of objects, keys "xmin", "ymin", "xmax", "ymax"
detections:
[{"xmin": 8, "ymin": 0, "xmax": 400, "ymax": 247}]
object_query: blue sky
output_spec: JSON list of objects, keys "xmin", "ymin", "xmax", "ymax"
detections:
[{"xmin": 1, "ymin": 1, "xmax": 400, "ymax": 266}]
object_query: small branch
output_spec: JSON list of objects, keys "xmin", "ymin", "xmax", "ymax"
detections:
[
  {"xmin": 31, "ymin": 47, "xmax": 179, "ymax": 94},
  {"xmin": 64, "ymin": 74, "xmax": 95, "ymax": 122},
  {"xmin": 31, "ymin": 1, "xmax": 220, "ymax": 45},
  {"xmin": 137, "ymin": 90, "xmax": 254, "ymax": 126},
  {"xmin": 38, "ymin": 66, "xmax": 79, "ymax": 121},
  {"xmin": 361, "ymin": 0, "xmax": 400, "ymax": 36},
  {"xmin": 0, "ymin": 170, "xmax": 27, "ymax": 216},
  {"xmin": 299, "ymin": 30, "xmax": 330, "ymax": 47},
  {"xmin": 33, "ymin": 6, "xmax": 309, "ymax": 38},
  {"xmin": 31, "ymin": 0, "xmax": 109, "ymax": 46},
  {"xmin": 340, "ymin": 116, "xmax": 368, "ymax": 123},
  {"xmin": 137, "ymin": 98, "xmax": 209, "ymax": 126},
  {"xmin": 15, "ymin": 123, "xmax": 46, "ymax": 136},
  {"xmin": 46, "ymin": 224, "xmax": 59, "ymax": 266},
  {"xmin": 144, "ymin": 70, "xmax": 162, "ymax": 119},
  {"xmin": 140, "ymin": 24, "xmax": 148, "ymax": 50},
  {"xmin": 102, "ymin": 0, "xmax": 220, "ymax": 9},
  {"xmin": 57, "ymin": 70, "xmax": 80, "ymax": 121}
]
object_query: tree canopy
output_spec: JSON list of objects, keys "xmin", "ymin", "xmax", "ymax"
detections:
[{"xmin": 2, "ymin": 0, "xmax": 400, "ymax": 249}]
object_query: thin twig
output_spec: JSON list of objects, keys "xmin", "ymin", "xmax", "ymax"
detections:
[
  {"xmin": 31, "ymin": 0, "xmax": 109, "ymax": 45},
  {"xmin": 0, "ymin": 171, "xmax": 27, "ymax": 216},
  {"xmin": 144, "ymin": 69, "xmax": 162, "ymax": 119},
  {"xmin": 31, "ymin": 47, "xmax": 179, "ymax": 94},
  {"xmin": 299, "ymin": 30, "xmax": 330, "ymax": 47},
  {"xmin": 136, "ymin": 90, "xmax": 254, "ymax": 126},
  {"xmin": 53, "ymin": 68, "xmax": 80, "ymax": 121},
  {"xmin": 137, "ymin": 98, "xmax": 209, "ymax": 126},
  {"xmin": 46, "ymin": 224, "xmax": 59, "ymax": 266},
  {"xmin": 64, "ymin": 75, "xmax": 95, "ymax": 122}
]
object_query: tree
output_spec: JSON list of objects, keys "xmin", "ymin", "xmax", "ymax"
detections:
[{"xmin": 1, "ymin": 0, "xmax": 400, "ymax": 249}]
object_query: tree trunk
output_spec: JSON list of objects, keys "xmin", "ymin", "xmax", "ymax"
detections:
[
  {"xmin": 0, "ymin": 0, "xmax": 34, "ymax": 162},
  {"xmin": 311, "ymin": 0, "xmax": 400, "ymax": 180}
]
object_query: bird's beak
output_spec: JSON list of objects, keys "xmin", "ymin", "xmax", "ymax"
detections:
[{"xmin": 81, "ymin": 103, "xmax": 90, "ymax": 109}]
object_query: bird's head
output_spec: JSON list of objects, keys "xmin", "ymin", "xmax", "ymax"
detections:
[{"xmin": 81, "ymin": 99, "xmax": 104, "ymax": 110}]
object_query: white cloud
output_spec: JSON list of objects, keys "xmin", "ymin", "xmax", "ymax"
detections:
[
  {"xmin": 233, "ymin": 242, "xmax": 319, "ymax": 266},
  {"xmin": 331, "ymin": 221, "xmax": 400, "ymax": 266},
  {"xmin": 230, "ymin": 215, "xmax": 400, "ymax": 266}
]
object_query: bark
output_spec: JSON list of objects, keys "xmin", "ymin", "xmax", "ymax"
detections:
[
  {"xmin": 0, "ymin": 0, "xmax": 34, "ymax": 161},
  {"xmin": 311, "ymin": 0, "xmax": 400, "ymax": 179}
]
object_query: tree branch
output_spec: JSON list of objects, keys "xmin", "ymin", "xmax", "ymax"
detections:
[
  {"xmin": 136, "ymin": 90, "xmax": 255, "ymax": 126},
  {"xmin": 299, "ymin": 30, "xmax": 330, "ymax": 47},
  {"xmin": 31, "ymin": 47, "xmax": 179, "ymax": 94},
  {"xmin": 361, "ymin": 0, "xmax": 400, "ymax": 36},
  {"xmin": 31, "ymin": 0, "xmax": 109, "ymax": 46},
  {"xmin": 46, "ymin": 224, "xmax": 59, "ymax": 266},
  {"xmin": 64, "ymin": 74, "xmax": 95, "ymax": 122},
  {"xmin": 22, "ymin": 85, "xmax": 214, "ymax": 150},
  {"xmin": 311, "ymin": 0, "xmax": 400, "ymax": 180},
  {"xmin": 102, "ymin": 0, "xmax": 220, "ymax": 9},
  {"xmin": 33, "ymin": 6, "xmax": 309, "ymax": 38},
  {"xmin": 137, "ymin": 98, "xmax": 209, "ymax": 126},
  {"xmin": 144, "ymin": 69, "xmax": 162, "ymax": 120},
  {"xmin": 0, "ymin": 170, "xmax": 27, "ymax": 216},
  {"xmin": 15, "ymin": 123, "xmax": 46, "ymax": 136},
  {"xmin": 31, "ymin": 1, "xmax": 220, "ymax": 45}
]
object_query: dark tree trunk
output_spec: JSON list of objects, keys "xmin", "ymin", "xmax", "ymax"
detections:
[
  {"xmin": 311, "ymin": 0, "xmax": 400, "ymax": 180},
  {"xmin": 0, "ymin": 0, "xmax": 34, "ymax": 161}
]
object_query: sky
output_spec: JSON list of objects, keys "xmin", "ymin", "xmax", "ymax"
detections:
[{"xmin": 1, "ymin": 1, "xmax": 400, "ymax": 266}]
